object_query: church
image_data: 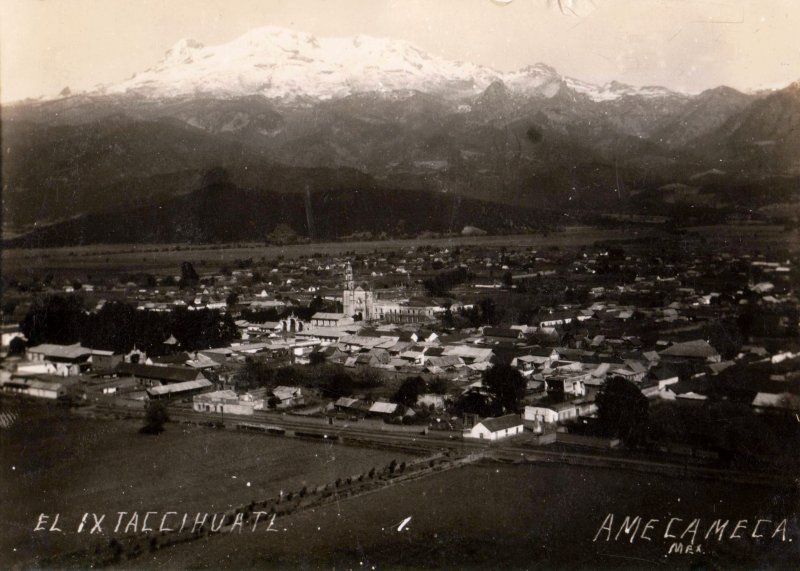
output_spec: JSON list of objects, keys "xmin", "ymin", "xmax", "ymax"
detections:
[
  {"xmin": 340, "ymin": 261, "xmax": 442, "ymax": 324},
  {"xmin": 342, "ymin": 261, "xmax": 375, "ymax": 321}
]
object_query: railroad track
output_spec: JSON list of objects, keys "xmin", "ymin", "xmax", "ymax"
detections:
[{"xmin": 90, "ymin": 402, "xmax": 797, "ymax": 487}]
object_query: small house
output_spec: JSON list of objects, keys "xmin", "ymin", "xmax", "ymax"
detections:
[{"xmin": 464, "ymin": 414, "xmax": 524, "ymax": 441}]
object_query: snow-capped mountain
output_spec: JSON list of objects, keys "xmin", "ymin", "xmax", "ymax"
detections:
[
  {"xmin": 93, "ymin": 26, "xmax": 675, "ymax": 103},
  {"xmin": 7, "ymin": 25, "xmax": 796, "ymax": 245}
]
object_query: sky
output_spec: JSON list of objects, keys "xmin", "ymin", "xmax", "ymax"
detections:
[{"xmin": 1, "ymin": 0, "xmax": 799, "ymax": 102}]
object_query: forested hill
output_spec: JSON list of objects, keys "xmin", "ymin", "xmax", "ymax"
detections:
[{"xmin": 4, "ymin": 181, "xmax": 552, "ymax": 248}]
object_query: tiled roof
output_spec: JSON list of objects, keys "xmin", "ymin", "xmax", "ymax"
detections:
[
  {"xmin": 479, "ymin": 414, "xmax": 522, "ymax": 432},
  {"xmin": 660, "ymin": 340, "xmax": 719, "ymax": 359},
  {"xmin": 28, "ymin": 343, "xmax": 91, "ymax": 360}
]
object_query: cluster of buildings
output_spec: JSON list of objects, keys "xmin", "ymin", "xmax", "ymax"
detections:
[{"xmin": 2, "ymin": 241, "xmax": 798, "ymax": 445}]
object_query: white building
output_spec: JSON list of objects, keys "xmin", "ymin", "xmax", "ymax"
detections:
[
  {"xmin": 193, "ymin": 390, "xmax": 257, "ymax": 415},
  {"xmin": 270, "ymin": 386, "xmax": 304, "ymax": 409},
  {"xmin": 465, "ymin": 414, "xmax": 524, "ymax": 441},
  {"xmin": 524, "ymin": 406, "xmax": 559, "ymax": 425},
  {"xmin": 1, "ymin": 377, "xmax": 66, "ymax": 400},
  {"xmin": 26, "ymin": 343, "xmax": 92, "ymax": 376}
]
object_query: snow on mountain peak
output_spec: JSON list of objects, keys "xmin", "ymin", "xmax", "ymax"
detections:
[
  {"xmin": 95, "ymin": 26, "xmax": 676, "ymax": 103},
  {"xmin": 162, "ymin": 38, "xmax": 206, "ymax": 65}
]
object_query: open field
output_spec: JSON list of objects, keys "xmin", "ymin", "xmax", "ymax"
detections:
[
  {"xmin": 139, "ymin": 461, "xmax": 799, "ymax": 569},
  {"xmin": 684, "ymin": 223, "xmax": 800, "ymax": 255},
  {"xmin": 0, "ymin": 403, "xmax": 415, "ymax": 567},
  {"xmin": 3, "ymin": 224, "xmax": 797, "ymax": 281},
  {"xmin": 1, "ymin": 227, "xmax": 652, "ymax": 278}
]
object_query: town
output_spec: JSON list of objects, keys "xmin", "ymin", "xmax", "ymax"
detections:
[
  {"xmin": 4, "ymin": 1, "xmax": 800, "ymax": 567},
  {"xmin": 2, "ymin": 229, "xmax": 798, "ymax": 462},
  {"xmin": 2, "ymin": 230, "xmax": 799, "ymax": 567}
]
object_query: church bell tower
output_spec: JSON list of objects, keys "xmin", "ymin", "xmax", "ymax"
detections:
[
  {"xmin": 345, "ymin": 262, "xmax": 355, "ymax": 290},
  {"xmin": 342, "ymin": 260, "xmax": 373, "ymax": 320}
]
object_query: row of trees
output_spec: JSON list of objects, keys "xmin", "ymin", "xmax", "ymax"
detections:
[
  {"xmin": 423, "ymin": 267, "xmax": 469, "ymax": 297},
  {"xmin": 20, "ymin": 296, "xmax": 239, "ymax": 354},
  {"xmin": 240, "ymin": 362, "xmax": 382, "ymax": 398}
]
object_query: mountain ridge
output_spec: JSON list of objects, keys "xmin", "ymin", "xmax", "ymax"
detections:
[
  {"xmin": 2, "ymin": 26, "xmax": 798, "ymax": 245},
  {"xmin": 3, "ymin": 178, "xmax": 555, "ymax": 248},
  {"xmin": 26, "ymin": 26, "xmax": 687, "ymax": 104}
]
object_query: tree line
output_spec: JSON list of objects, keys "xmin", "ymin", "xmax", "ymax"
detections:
[{"xmin": 20, "ymin": 296, "xmax": 239, "ymax": 355}]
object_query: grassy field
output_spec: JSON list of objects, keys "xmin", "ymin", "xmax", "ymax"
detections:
[
  {"xmin": 139, "ymin": 462, "xmax": 799, "ymax": 569},
  {"xmin": 0, "ymin": 404, "xmax": 415, "ymax": 567}
]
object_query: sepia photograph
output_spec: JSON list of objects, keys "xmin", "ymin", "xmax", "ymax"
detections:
[{"xmin": 1, "ymin": 0, "xmax": 799, "ymax": 568}]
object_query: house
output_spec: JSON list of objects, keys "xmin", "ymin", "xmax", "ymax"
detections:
[
  {"xmin": 1, "ymin": 325, "xmax": 24, "ymax": 348},
  {"xmin": 25, "ymin": 343, "xmax": 92, "ymax": 376},
  {"xmin": 609, "ymin": 364, "xmax": 647, "ymax": 383},
  {"xmin": 551, "ymin": 401, "xmax": 580, "ymax": 422},
  {"xmin": 237, "ymin": 320, "xmax": 279, "ymax": 339},
  {"xmin": 464, "ymin": 414, "xmax": 524, "ymax": 441},
  {"xmin": 334, "ymin": 396, "xmax": 359, "ymax": 411},
  {"xmin": 346, "ymin": 352, "xmax": 386, "ymax": 368},
  {"xmin": 368, "ymin": 401, "xmax": 400, "ymax": 417},
  {"xmin": 659, "ymin": 340, "xmax": 721, "ymax": 364},
  {"xmin": 658, "ymin": 378, "xmax": 710, "ymax": 402},
  {"xmin": 482, "ymin": 327, "xmax": 524, "ymax": 343},
  {"xmin": 752, "ymin": 392, "xmax": 800, "ymax": 413},
  {"xmin": 524, "ymin": 405, "xmax": 559, "ymax": 425},
  {"xmin": 511, "ymin": 355, "xmax": 540, "ymax": 375},
  {"xmin": 586, "ymin": 363, "xmax": 611, "ymax": 386},
  {"xmin": 650, "ymin": 364, "xmax": 680, "ymax": 390},
  {"xmin": 339, "ymin": 335, "xmax": 398, "ymax": 352},
  {"xmin": 333, "ymin": 397, "xmax": 371, "ymax": 416},
  {"xmin": 310, "ymin": 312, "xmax": 351, "ymax": 328},
  {"xmin": 511, "ymin": 347, "xmax": 559, "ymax": 374},
  {"xmin": 270, "ymin": 386, "xmax": 305, "ymax": 409},
  {"xmin": 147, "ymin": 379, "xmax": 213, "ymax": 400},
  {"xmin": 545, "ymin": 375, "xmax": 587, "ymax": 397},
  {"xmin": 399, "ymin": 345, "xmax": 429, "ymax": 366},
  {"xmin": 1, "ymin": 377, "xmax": 67, "ymax": 400},
  {"xmin": 537, "ymin": 311, "xmax": 574, "ymax": 328},
  {"xmin": 441, "ymin": 345, "xmax": 495, "ymax": 365},
  {"xmin": 89, "ymin": 349, "xmax": 123, "ymax": 371},
  {"xmin": 193, "ymin": 390, "xmax": 256, "ymax": 415},
  {"xmin": 186, "ymin": 353, "xmax": 223, "ymax": 370},
  {"xmin": 296, "ymin": 326, "xmax": 350, "ymax": 344}
]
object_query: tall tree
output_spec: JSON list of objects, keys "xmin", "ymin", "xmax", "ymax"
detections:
[
  {"xmin": 178, "ymin": 262, "xmax": 200, "ymax": 289},
  {"xmin": 457, "ymin": 390, "xmax": 493, "ymax": 418},
  {"xmin": 596, "ymin": 376, "xmax": 649, "ymax": 445},
  {"xmin": 141, "ymin": 401, "xmax": 170, "ymax": 435},
  {"xmin": 20, "ymin": 295, "xmax": 84, "ymax": 346},
  {"xmin": 428, "ymin": 376, "xmax": 450, "ymax": 395},
  {"xmin": 394, "ymin": 376, "xmax": 426, "ymax": 407},
  {"xmin": 482, "ymin": 364, "xmax": 525, "ymax": 414}
]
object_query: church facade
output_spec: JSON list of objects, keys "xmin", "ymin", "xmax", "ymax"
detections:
[{"xmin": 342, "ymin": 262, "xmax": 375, "ymax": 320}]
